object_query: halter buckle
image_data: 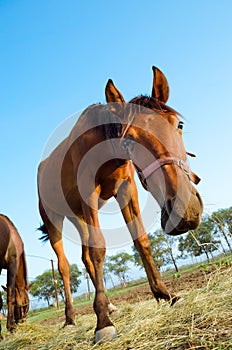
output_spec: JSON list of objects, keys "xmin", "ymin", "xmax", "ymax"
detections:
[{"xmin": 178, "ymin": 160, "xmax": 191, "ymax": 175}]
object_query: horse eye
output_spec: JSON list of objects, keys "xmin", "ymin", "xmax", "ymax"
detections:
[{"xmin": 177, "ymin": 121, "xmax": 184, "ymax": 130}]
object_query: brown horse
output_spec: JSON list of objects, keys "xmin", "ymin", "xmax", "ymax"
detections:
[
  {"xmin": 38, "ymin": 67, "xmax": 203, "ymax": 343},
  {"xmin": 0, "ymin": 214, "xmax": 30, "ymax": 335}
]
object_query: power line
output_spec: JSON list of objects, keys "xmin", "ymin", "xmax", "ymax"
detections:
[
  {"xmin": 26, "ymin": 254, "xmax": 85, "ymax": 273},
  {"xmin": 26, "ymin": 254, "xmax": 54, "ymax": 262}
]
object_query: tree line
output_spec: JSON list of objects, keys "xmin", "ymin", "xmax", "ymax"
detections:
[{"xmin": 25, "ymin": 206, "xmax": 232, "ymax": 306}]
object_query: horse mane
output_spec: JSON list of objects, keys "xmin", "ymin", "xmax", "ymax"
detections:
[
  {"xmin": 82, "ymin": 98, "xmax": 180, "ymax": 142},
  {"xmin": 129, "ymin": 95, "xmax": 181, "ymax": 116},
  {"xmin": 81, "ymin": 103, "xmax": 122, "ymax": 139},
  {"xmin": 21, "ymin": 250, "xmax": 29, "ymax": 287}
]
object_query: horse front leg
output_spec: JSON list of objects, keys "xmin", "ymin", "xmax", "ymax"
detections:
[
  {"xmin": 6, "ymin": 261, "xmax": 17, "ymax": 332},
  {"xmin": 81, "ymin": 198, "xmax": 117, "ymax": 343},
  {"xmin": 116, "ymin": 181, "xmax": 179, "ymax": 305}
]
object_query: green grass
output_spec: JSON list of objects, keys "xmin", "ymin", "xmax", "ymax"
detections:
[{"xmin": 27, "ymin": 306, "xmax": 65, "ymax": 324}]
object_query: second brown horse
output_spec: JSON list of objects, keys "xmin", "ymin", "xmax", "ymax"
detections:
[
  {"xmin": 0, "ymin": 214, "xmax": 30, "ymax": 336},
  {"xmin": 38, "ymin": 67, "xmax": 203, "ymax": 343}
]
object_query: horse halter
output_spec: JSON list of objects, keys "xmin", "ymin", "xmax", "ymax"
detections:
[{"xmin": 122, "ymin": 138, "xmax": 201, "ymax": 190}]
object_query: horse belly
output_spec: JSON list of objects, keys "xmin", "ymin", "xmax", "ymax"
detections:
[
  {"xmin": 39, "ymin": 181, "xmax": 83, "ymax": 217},
  {"xmin": 38, "ymin": 159, "xmax": 80, "ymax": 217}
]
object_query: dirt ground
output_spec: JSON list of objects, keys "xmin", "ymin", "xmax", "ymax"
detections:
[
  {"xmin": 76, "ymin": 267, "xmax": 213, "ymax": 316},
  {"xmin": 41, "ymin": 265, "xmax": 217, "ymax": 325}
]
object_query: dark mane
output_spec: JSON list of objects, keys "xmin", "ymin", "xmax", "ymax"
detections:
[
  {"xmin": 129, "ymin": 95, "xmax": 180, "ymax": 116},
  {"xmin": 81, "ymin": 103, "xmax": 122, "ymax": 139},
  {"xmin": 20, "ymin": 250, "xmax": 29, "ymax": 287}
]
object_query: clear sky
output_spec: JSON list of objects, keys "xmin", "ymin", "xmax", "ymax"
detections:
[{"xmin": 0, "ymin": 0, "xmax": 232, "ymax": 285}]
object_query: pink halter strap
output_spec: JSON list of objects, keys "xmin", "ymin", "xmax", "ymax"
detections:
[{"xmin": 138, "ymin": 157, "xmax": 201, "ymax": 185}]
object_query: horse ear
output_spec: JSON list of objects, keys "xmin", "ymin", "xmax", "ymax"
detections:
[
  {"xmin": 1, "ymin": 285, "xmax": 7, "ymax": 292},
  {"xmin": 105, "ymin": 79, "xmax": 125, "ymax": 103},
  {"xmin": 151, "ymin": 66, "xmax": 169, "ymax": 103}
]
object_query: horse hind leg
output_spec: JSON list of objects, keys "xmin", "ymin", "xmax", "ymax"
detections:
[
  {"xmin": 39, "ymin": 205, "xmax": 75, "ymax": 326},
  {"xmin": 53, "ymin": 239, "xmax": 76, "ymax": 326}
]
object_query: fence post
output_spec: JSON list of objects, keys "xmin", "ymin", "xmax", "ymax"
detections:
[{"xmin": 85, "ymin": 269, "xmax": 91, "ymax": 300}]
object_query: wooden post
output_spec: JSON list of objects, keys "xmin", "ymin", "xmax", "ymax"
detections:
[
  {"xmin": 85, "ymin": 269, "xmax": 91, "ymax": 300},
  {"xmin": 51, "ymin": 259, "xmax": 60, "ymax": 309}
]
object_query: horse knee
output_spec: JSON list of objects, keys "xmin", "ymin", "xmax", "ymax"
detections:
[{"xmin": 89, "ymin": 247, "xmax": 106, "ymax": 267}]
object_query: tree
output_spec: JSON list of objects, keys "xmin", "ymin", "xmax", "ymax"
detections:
[
  {"xmin": 102, "ymin": 264, "xmax": 115, "ymax": 289},
  {"xmin": 165, "ymin": 235, "xmax": 180, "ymax": 272},
  {"xmin": 178, "ymin": 216, "xmax": 220, "ymax": 262},
  {"xmin": 132, "ymin": 231, "xmax": 180, "ymax": 272},
  {"xmin": 104, "ymin": 252, "xmax": 133, "ymax": 287},
  {"xmin": 30, "ymin": 270, "xmax": 55, "ymax": 306},
  {"xmin": 210, "ymin": 207, "xmax": 232, "ymax": 253},
  {"xmin": 30, "ymin": 264, "xmax": 81, "ymax": 306}
]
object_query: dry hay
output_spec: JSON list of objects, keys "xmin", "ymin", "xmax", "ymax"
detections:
[{"xmin": 0, "ymin": 266, "xmax": 232, "ymax": 350}]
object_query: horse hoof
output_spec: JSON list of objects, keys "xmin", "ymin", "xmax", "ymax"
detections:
[
  {"xmin": 95, "ymin": 326, "xmax": 117, "ymax": 344},
  {"xmin": 63, "ymin": 320, "xmax": 75, "ymax": 328},
  {"xmin": 9, "ymin": 325, "xmax": 16, "ymax": 333}
]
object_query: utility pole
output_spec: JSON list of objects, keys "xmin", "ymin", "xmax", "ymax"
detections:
[
  {"xmin": 85, "ymin": 269, "xmax": 91, "ymax": 300},
  {"xmin": 51, "ymin": 259, "xmax": 60, "ymax": 309}
]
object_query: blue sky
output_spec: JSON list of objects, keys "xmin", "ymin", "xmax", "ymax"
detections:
[{"xmin": 0, "ymin": 0, "xmax": 232, "ymax": 286}]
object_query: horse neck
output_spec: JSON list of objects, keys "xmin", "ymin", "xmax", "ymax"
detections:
[{"xmin": 15, "ymin": 251, "xmax": 28, "ymax": 290}]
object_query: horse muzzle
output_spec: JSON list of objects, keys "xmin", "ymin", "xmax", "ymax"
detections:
[{"xmin": 161, "ymin": 189, "xmax": 203, "ymax": 236}]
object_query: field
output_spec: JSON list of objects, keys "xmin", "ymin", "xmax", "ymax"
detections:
[{"xmin": 0, "ymin": 261, "xmax": 232, "ymax": 350}]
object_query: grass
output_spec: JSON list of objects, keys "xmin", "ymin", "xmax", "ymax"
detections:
[{"xmin": 0, "ymin": 264, "xmax": 232, "ymax": 349}]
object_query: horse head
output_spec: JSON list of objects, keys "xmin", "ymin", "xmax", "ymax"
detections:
[
  {"xmin": 105, "ymin": 66, "xmax": 203, "ymax": 235},
  {"xmin": 14, "ymin": 285, "xmax": 30, "ymax": 323},
  {"xmin": 2, "ymin": 283, "xmax": 30, "ymax": 324}
]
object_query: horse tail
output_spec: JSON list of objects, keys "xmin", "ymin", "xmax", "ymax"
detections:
[{"xmin": 37, "ymin": 224, "xmax": 49, "ymax": 242}]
